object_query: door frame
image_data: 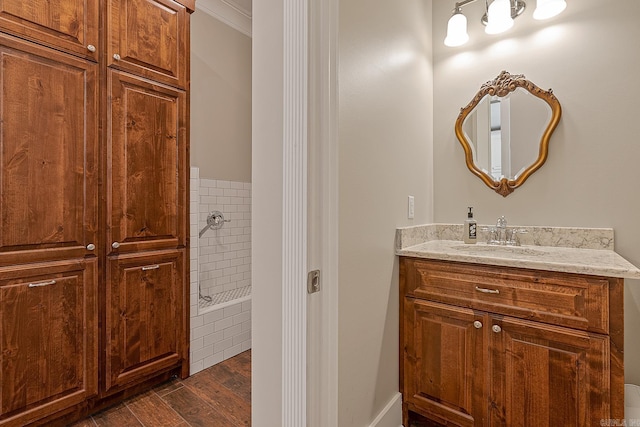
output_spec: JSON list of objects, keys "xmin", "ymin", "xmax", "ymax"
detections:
[
  {"xmin": 307, "ymin": 0, "xmax": 339, "ymax": 425},
  {"xmin": 252, "ymin": 0, "xmax": 339, "ymax": 425}
]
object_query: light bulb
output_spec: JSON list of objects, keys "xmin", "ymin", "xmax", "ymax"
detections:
[
  {"xmin": 534, "ymin": 0, "xmax": 567, "ymax": 20},
  {"xmin": 444, "ymin": 11, "xmax": 469, "ymax": 47},
  {"xmin": 485, "ymin": 0, "xmax": 514, "ymax": 35}
]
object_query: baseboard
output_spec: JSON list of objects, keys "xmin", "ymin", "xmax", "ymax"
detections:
[{"xmin": 369, "ymin": 392, "xmax": 403, "ymax": 427}]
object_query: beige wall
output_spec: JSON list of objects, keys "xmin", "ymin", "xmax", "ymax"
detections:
[
  {"xmin": 191, "ymin": 10, "xmax": 252, "ymax": 182},
  {"xmin": 338, "ymin": 0, "xmax": 434, "ymax": 425},
  {"xmin": 432, "ymin": 0, "xmax": 640, "ymax": 385},
  {"xmin": 252, "ymin": 1, "xmax": 283, "ymax": 425}
]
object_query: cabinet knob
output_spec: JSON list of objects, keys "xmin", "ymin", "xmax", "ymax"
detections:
[
  {"xmin": 113, "ymin": 53, "xmax": 121, "ymax": 61},
  {"xmin": 87, "ymin": 44, "xmax": 96, "ymax": 53},
  {"xmin": 492, "ymin": 325, "xmax": 502, "ymax": 333},
  {"xmin": 86, "ymin": 243, "xmax": 96, "ymax": 251},
  {"xmin": 473, "ymin": 321, "xmax": 483, "ymax": 329},
  {"xmin": 112, "ymin": 241, "xmax": 120, "ymax": 249}
]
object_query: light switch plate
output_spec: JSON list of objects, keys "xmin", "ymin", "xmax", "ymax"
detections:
[{"xmin": 408, "ymin": 196, "xmax": 415, "ymax": 219}]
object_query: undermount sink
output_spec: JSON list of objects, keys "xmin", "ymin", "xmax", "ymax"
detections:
[{"xmin": 451, "ymin": 244, "xmax": 547, "ymax": 256}]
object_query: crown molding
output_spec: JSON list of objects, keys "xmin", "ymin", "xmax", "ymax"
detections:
[{"xmin": 196, "ymin": 0, "xmax": 252, "ymax": 38}]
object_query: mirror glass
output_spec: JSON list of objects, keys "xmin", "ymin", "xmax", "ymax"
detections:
[
  {"xmin": 462, "ymin": 88, "xmax": 551, "ymax": 182},
  {"xmin": 455, "ymin": 71, "xmax": 561, "ymax": 197}
]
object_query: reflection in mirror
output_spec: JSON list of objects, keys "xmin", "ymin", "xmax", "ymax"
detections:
[
  {"xmin": 462, "ymin": 88, "xmax": 551, "ymax": 181},
  {"xmin": 455, "ymin": 71, "xmax": 561, "ymax": 197}
]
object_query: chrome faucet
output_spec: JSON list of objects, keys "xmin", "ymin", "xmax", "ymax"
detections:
[
  {"xmin": 495, "ymin": 215, "xmax": 507, "ymax": 244},
  {"xmin": 485, "ymin": 215, "xmax": 527, "ymax": 246}
]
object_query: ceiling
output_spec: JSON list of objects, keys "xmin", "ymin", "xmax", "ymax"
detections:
[{"xmin": 196, "ymin": 0, "xmax": 252, "ymax": 37}]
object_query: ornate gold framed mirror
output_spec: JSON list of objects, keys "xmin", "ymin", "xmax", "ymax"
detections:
[{"xmin": 455, "ymin": 71, "xmax": 562, "ymax": 196}]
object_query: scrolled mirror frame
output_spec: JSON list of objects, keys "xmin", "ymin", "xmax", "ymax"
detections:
[{"xmin": 455, "ymin": 70, "xmax": 562, "ymax": 197}]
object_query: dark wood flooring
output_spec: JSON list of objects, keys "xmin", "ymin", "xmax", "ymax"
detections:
[{"xmin": 69, "ymin": 351, "xmax": 251, "ymax": 427}]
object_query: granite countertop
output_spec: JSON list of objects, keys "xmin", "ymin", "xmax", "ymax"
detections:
[{"xmin": 396, "ymin": 224, "xmax": 640, "ymax": 280}]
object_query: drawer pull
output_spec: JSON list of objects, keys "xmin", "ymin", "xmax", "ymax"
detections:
[
  {"xmin": 141, "ymin": 265, "xmax": 160, "ymax": 271},
  {"xmin": 492, "ymin": 325, "xmax": 502, "ymax": 333},
  {"xmin": 473, "ymin": 321, "xmax": 483, "ymax": 329},
  {"xmin": 28, "ymin": 280, "xmax": 56, "ymax": 288},
  {"xmin": 475, "ymin": 286, "xmax": 500, "ymax": 294}
]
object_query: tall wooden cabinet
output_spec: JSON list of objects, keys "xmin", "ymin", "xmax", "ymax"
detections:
[
  {"xmin": 0, "ymin": 0, "xmax": 192, "ymax": 425},
  {"xmin": 400, "ymin": 257, "xmax": 624, "ymax": 427}
]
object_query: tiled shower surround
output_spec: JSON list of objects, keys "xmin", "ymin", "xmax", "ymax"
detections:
[{"xmin": 189, "ymin": 167, "xmax": 252, "ymax": 374}]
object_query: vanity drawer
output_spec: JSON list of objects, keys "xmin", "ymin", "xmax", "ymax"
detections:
[{"xmin": 402, "ymin": 258, "xmax": 611, "ymax": 333}]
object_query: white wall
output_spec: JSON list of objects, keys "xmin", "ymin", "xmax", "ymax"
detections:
[
  {"xmin": 432, "ymin": 0, "xmax": 640, "ymax": 385},
  {"xmin": 191, "ymin": 10, "xmax": 252, "ymax": 182},
  {"xmin": 338, "ymin": 0, "xmax": 434, "ymax": 425}
]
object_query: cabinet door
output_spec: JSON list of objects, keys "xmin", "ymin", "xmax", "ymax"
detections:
[
  {"xmin": 0, "ymin": 0, "xmax": 99, "ymax": 61},
  {"xmin": 107, "ymin": 70, "xmax": 187, "ymax": 255},
  {"xmin": 107, "ymin": 0, "xmax": 187, "ymax": 88},
  {"xmin": 490, "ymin": 316, "xmax": 610, "ymax": 427},
  {"xmin": 0, "ymin": 35, "xmax": 98, "ymax": 266},
  {"xmin": 403, "ymin": 299, "xmax": 487, "ymax": 427},
  {"xmin": 0, "ymin": 259, "xmax": 97, "ymax": 426},
  {"xmin": 105, "ymin": 250, "xmax": 185, "ymax": 394}
]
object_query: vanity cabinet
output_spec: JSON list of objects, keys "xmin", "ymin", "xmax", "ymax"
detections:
[
  {"xmin": 0, "ymin": 0, "xmax": 192, "ymax": 424},
  {"xmin": 400, "ymin": 257, "xmax": 623, "ymax": 427}
]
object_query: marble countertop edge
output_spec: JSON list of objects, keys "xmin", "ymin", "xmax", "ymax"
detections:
[{"xmin": 395, "ymin": 224, "xmax": 640, "ymax": 280}]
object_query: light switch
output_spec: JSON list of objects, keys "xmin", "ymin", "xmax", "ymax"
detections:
[{"xmin": 408, "ymin": 196, "xmax": 415, "ymax": 219}]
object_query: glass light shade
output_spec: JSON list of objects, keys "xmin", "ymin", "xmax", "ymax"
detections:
[
  {"xmin": 444, "ymin": 12, "xmax": 469, "ymax": 47},
  {"xmin": 533, "ymin": 0, "xmax": 567, "ymax": 20},
  {"xmin": 485, "ymin": 0, "xmax": 514, "ymax": 34}
]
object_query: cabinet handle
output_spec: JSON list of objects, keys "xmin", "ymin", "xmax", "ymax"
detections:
[
  {"xmin": 86, "ymin": 243, "xmax": 96, "ymax": 251},
  {"xmin": 111, "ymin": 242, "xmax": 120, "ymax": 249},
  {"xmin": 87, "ymin": 44, "xmax": 96, "ymax": 52},
  {"xmin": 492, "ymin": 325, "xmax": 502, "ymax": 333},
  {"xmin": 141, "ymin": 264, "xmax": 160, "ymax": 271},
  {"xmin": 473, "ymin": 320, "xmax": 483, "ymax": 329},
  {"xmin": 113, "ymin": 53, "xmax": 121, "ymax": 61},
  {"xmin": 475, "ymin": 286, "xmax": 500, "ymax": 294},
  {"xmin": 28, "ymin": 280, "xmax": 56, "ymax": 288}
]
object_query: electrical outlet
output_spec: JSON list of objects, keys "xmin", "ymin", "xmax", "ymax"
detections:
[{"xmin": 408, "ymin": 196, "xmax": 415, "ymax": 219}]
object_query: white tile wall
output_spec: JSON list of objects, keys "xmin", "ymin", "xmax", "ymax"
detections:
[
  {"xmin": 198, "ymin": 178, "xmax": 252, "ymax": 298},
  {"xmin": 189, "ymin": 167, "xmax": 252, "ymax": 375}
]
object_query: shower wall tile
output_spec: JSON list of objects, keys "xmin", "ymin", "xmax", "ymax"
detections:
[
  {"xmin": 198, "ymin": 178, "xmax": 252, "ymax": 298},
  {"xmin": 189, "ymin": 169, "xmax": 252, "ymax": 375}
]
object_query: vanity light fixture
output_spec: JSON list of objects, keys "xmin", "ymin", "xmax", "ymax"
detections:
[
  {"xmin": 533, "ymin": 0, "xmax": 567, "ymax": 20},
  {"xmin": 444, "ymin": 0, "xmax": 566, "ymax": 47}
]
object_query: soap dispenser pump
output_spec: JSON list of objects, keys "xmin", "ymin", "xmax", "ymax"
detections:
[{"xmin": 464, "ymin": 207, "xmax": 477, "ymax": 244}]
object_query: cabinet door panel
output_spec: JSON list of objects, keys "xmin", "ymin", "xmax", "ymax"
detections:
[
  {"xmin": 107, "ymin": 70, "xmax": 186, "ymax": 254},
  {"xmin": 0, "ymin": 36, "xmax": 98, "ymax": 266},
  {"xmin": 107, "ymin": 0, "xmax": 187, "ymax": 87},
  {"xmin": 0, "ymin": 259, "xmax": 97, "ymax": 425},
  {"xmin": 490, "ymin": 316, "xmax": 609, "ymax": 427},
  {"xmin": 404, "ymin": 298, "xmax": 487, "ymax": 427},
  {"xmin": 0, "ymin": 0, "xmax": 99, "ymax": 60},
  {"xmin": 105, "ymin": 250, "xmax": 185, "ymax": 394}
]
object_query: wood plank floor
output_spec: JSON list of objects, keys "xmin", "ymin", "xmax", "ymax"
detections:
[{"xmin": 69, "ymin": 351, "xmax": 251, "ymax": 427}]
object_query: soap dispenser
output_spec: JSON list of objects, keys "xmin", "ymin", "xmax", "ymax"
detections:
[{"xmin": 464, "ymin": 207, "xmax": 477, "ymax": 244}]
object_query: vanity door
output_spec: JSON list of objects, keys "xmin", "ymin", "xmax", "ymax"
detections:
[
  {"xmin": 402, "ymin": 298, "xmax": 488, "ymax": 427},
  {"xmin": 489, "ymin": 316, "xmax": 610, "ymax": 427}
]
